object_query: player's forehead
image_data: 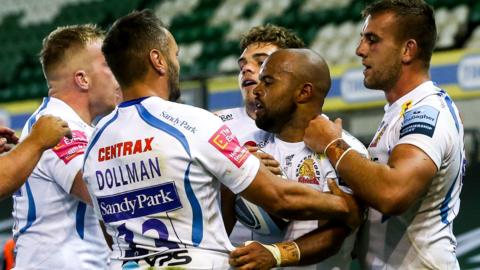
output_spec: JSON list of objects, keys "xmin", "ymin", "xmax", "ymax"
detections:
[{"xmin": 240, "ymin": 42, "xmax": 279, "ymax": 59}]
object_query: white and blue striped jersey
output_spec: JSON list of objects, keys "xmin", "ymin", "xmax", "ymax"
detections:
[
  {"xmin": 255, "ymin": 128, "xmax": 368, "ymax": 270},
  {"xmin": 82, "ymin": 97, "xmax": 260, "ymax": 269},
  {"xmin": 357, "ymin": 81, "xmax": 465, "ymax": 269},
  {"xmin": 12, "ymin": 97, "xmax": 109, "ymax": 270}
]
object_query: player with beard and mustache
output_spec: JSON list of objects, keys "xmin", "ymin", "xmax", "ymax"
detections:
[
  {"xmin": 229, "ymin": 49, "xmax": 368, "ymax": 270},
  {"xmin": 82, "ymin": 10, "xmax": 363, "ymax": 269},
  {"xmin": 303, "ymin": 1, "xmax": 465, "ymax": 269},
  {"xmin": 218, "ymin": 24, "xmax": 308, "ymax": 249}
]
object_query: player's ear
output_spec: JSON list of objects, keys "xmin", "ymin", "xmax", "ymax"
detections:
[
  {"xmin": 149, "ymin": 49, "xmax": 167, "ymax": 75},
  {"xmin": 402, "ymin": 39, "xmax": 417, "ymax": 64},
  {"xmin": 297, "ymin": 83, "xmax": 313, "ymax": 103},
  {"xmin": 74, "ymin": 70, "xmax": 89, "ymax": 91}
]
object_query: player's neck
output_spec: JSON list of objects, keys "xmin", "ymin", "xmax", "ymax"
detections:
[
  {"xmin": 50, "ymin": 88, "xmax": 93, "ymax": 125},
  {"xmin": 122, "ymin": 81, "xmax": 169, "ymax": 102},
  {"xmin": 385, "ymin": 67, "xmax": 430, "ymax": 104},
  {"xmin": 276, "ymin": 114, "xmax": 311, "ymax": 143}
]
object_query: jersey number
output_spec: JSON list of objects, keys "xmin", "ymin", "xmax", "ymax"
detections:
[{"xmin": 118, "ymin": 219, "xmax": 179, "ymax": 258}]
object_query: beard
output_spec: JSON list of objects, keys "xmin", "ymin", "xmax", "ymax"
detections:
[
  {"xmin": 364, "ymin": 60, "xmax": 401, "ymax": 91},
  {"xmin": 255, "ymin": 101, "xmax": 296, "ymax": 133},
  {"xmin": 166, "ymin": 58, "xmax": 181, "ymax": 102}
]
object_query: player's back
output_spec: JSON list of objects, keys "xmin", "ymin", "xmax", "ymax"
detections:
[
  {"xmin": 83, "ymin": 97, "xmax": 260, "ymax": 269},
  {"xmin": 12, "ymin": 97, "xmax": 109, "ymax": 270}
]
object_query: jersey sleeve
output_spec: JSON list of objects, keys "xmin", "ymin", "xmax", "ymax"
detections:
[
  {"xmin": 195, "ymin": 113, "xmax": 260, "ymax": 194},
  {"xmin": 396, "ymin": 104, "xmax": 451, "ymax": 169},
  {"xmin": 45, "ymin": 129, "xmax": 89, "ymax": 194}
]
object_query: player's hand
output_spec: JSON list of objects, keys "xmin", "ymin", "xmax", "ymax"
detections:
[
  {"xmin": 246, "ymin": 146, "xmax": 282, "ymax": 176},
  {"xmin": 328, "ymin": 179, "xmax": 365, "ymax": 230},
  {"xmin": 304, "ymin": 115, "xmax": 343, "ymax": 154},
  {"xmin": 29, "ymin": 115, "xmax": 72, "ymax": 150},
  {"xmin": 229, "ymin": 241, "xmax": 276, "ymax": 270},
  {"xmin": 0, "ymin": 125, "xmax": 19, "ymax": 153}
]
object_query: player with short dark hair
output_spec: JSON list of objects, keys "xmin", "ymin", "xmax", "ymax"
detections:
[{"xmin": 304, "ymin": 0, "xmax": 464, "ymax": 268}]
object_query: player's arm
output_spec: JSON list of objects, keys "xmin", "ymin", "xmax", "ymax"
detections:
[
  {"xmin": 0, "ymin": 115, "xmax": 71, "ymax": 200},
  {"xmin": 70, "ymin": 171, "xmax": 92, "ymax": 205},
  {"xmin": 304, "ymin": 116, "xmax": 437, "ymax": 215},
  {"xmin": 240, "ymin": 165, "xmax": 362, "ymax": 229},
  {"xmin": 231, "ymin": 181, "xmax": 361, "ymax": 269},
  {"xmin": 221, "ymin": 147, "xmax": 282, "ymax": 235},
  {"xmin": 230, "ymin": 221, "xmax": 350, "ymax": 270}
]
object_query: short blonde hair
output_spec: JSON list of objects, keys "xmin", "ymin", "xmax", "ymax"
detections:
[{"xmin": 39, "ymin": 24, "xmax": 104, "ymax": 77}]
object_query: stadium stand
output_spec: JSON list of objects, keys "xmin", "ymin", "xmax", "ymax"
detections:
[
  {"xmin": 0, "ymin": 0, "xmax": 479, "ymax": 102},
  {"xmin": 0, "ymin": 1, "xmax": 480, "ymax": 268}
]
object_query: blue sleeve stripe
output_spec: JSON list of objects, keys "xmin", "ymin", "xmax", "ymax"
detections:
[
  {"xmin": 440, "ymin": 153, "xmax": 462, "ymax": 224},
  {"xmin": 135, "ymin": 103, "xmax": 203, "ymax": 246},
  {"xmin": 18, "ymin": 182, "xmax": 37, "ymax": 234},
  {"xmin": 83, "ymin": 110, "xmax": 119, "ymax": 171},
  {"xmin": 27, "ymin": 97, "xmax": 50, "ymax": 131},
  {"xmin": 75, "ymin": 202, "xmax": 87, "ymax": 239},
  {"xmin": 17, "ymin": 98, "xmax": 50, "ymax": 235},
  {"xmin": 440, "ymin": 90, "xmax": 460, "ymax": 132}
]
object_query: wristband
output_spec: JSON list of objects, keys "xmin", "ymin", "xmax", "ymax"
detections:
[
  {"xmin": 323, "ymin": 138, "xmax": 343, "ymax": 156},
  {"xmin": 245, "ymin": 241, "xmax": 300, "ymax": 267},
  {"xmin": 275, "ymin": 241, "xmax": 301, "ymax": 266},
  {"xmin": 335, "ymin": 147, "xmax": 353, "ymax": 172}
]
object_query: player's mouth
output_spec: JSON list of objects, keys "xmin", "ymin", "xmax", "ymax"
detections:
[
  {"xmin": 254, "ymin": 99, "xmax": 265, "ymax": 114},
  {"xmin": 362, "ymin": 63, "xmax": 372, "ymax": 75},
  {"xmin": 242, "ymin": 79, "xmax": 257, "ymax": 88}
]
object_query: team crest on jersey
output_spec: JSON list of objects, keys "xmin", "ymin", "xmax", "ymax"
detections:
[
  {"xmin": 400, "ymin": 105, "xmax": 439, "ymax": 138},
  {"xmin": 209, "ymin": 125, "xmax": 250, "ymax": 168},
  {"xmin": 52, "ymin": 130, "xmax": 88, "ymax": 164},
  {"xmin": 369, "ymin": 122, "xmax": 388, "ymax": 148},
  {"xmin": 296, "ymin": 155, "xmax": 320, "ymax": 185}
]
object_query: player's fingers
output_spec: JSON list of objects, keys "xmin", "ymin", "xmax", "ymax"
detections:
[
  {"xmin": 246, "ymin": 146, "xmax": 259, "ymax": 153},
  {"xmin": 236, "ymin": 262, "xmax": 258, "ymax": 270},
  {"xmin": 334, "ymin": 118, "xmax": 343, "ymax": 128},
  {"xmin": 229, "ymin": 253, "xmax": 249, "ymax": 267},
  {"xmin": 230, "ymin": 246, "xmax": 250, "ymax": 260},
  {"xmin": 328, "ymin": 178, "xmax": 342, "ymax": 196},
  {"xmin": 267, "ymin": 166, "xmax": 282, "ymax": 176}
]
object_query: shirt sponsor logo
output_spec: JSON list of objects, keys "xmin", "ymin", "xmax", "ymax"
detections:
[
  {"xmin": 98, "ymin": 182, "xmax": 182, "ymax": 223},
  {"xmin": 52, "ymin": 130, "xmax": 88, "ymax": 164},
  {"xmin": 98, "ymin": 137, "xmax": 153, "ymax": 162},
  {"xmin": 400, "ymin": 105, "xmax": 439, "ymax": 138},
  {"xmin": 161, "ymin": 111, "xmax": 197, "ymax": 133},
  {"xmin": 208, "ymin": 125, "xmax": 250, "ymax": 168},
  {"xmin": 219, "ymin": 113, "xmax": 233, "ymax": 122}
]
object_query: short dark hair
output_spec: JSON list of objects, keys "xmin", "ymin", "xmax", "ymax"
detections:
[
  {"xmin": 40, "ymin": 24, "xmax": 104, "ymax": 78},
  {"xmin": 239, "ymin": 24, "xmax": 305, "ymax": 51},
  {"xmin": 363, "ymin": 0, "xmax": 437, "ymax": 67},
  {"xmin": 102, "ymin": 9, "xmax": 169, "ymax": 89}
]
